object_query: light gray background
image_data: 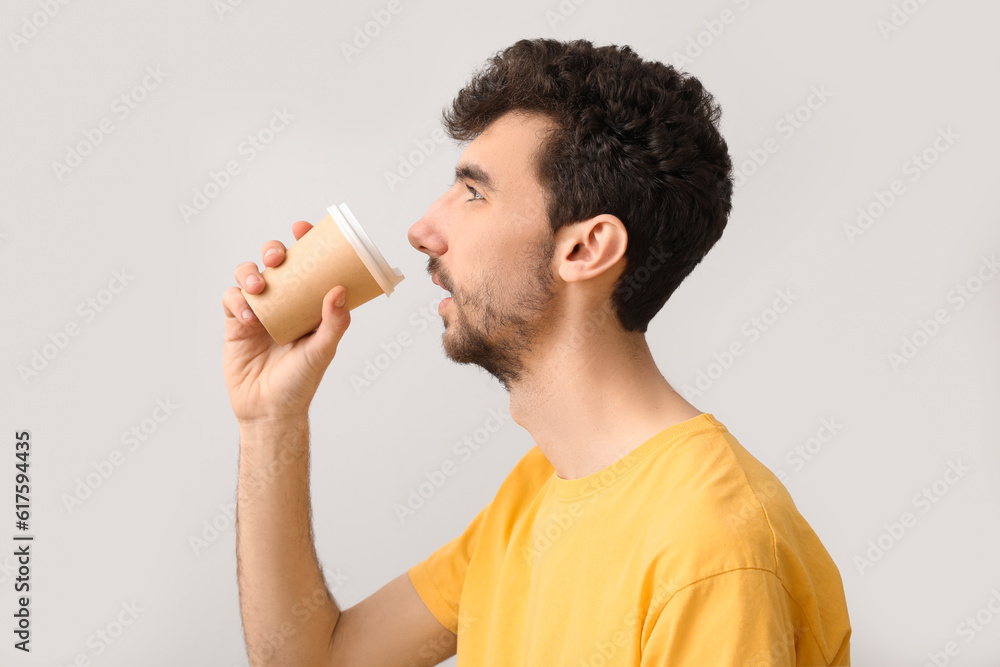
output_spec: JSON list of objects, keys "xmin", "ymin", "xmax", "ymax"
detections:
[{"xmin": 2, "ymin": 0, "xmax": 998, "ymax": 665}]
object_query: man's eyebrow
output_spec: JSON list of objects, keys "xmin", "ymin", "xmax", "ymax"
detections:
[{"xmin": 454, "ymin": 163, "xmax": 497, "ymax": 193}]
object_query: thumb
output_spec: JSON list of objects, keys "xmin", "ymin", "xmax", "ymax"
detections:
[{"xmin": 301, "ymin": 286, "xmax": 351, "ymax": 366}]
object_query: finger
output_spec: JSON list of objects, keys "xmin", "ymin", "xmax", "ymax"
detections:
[
  {"xmin": 261, "ymin": 240, "xmax": 287, "ymax": 267},
  {"xmin": 301, "ymin": 286, "xmax": 350, "ymax": 365},
  {"xmin": 222, "ymin": 285, "xmax": 258, "ymax": 324},
  {"xmin": 234, "ymin": 261, "xmax": 265, "ymax": 294},
  {"xmin": 292, "ymin": 220, "xmax": 313, "ymax": 241}
]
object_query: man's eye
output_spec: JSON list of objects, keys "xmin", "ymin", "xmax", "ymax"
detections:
[{"xmin": 465, "ymin": 184, "xmax": 484, "ymax": 201}]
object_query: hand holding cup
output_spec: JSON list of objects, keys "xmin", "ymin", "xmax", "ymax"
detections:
[
  {"xmin": 221, "ymin": 204, "xmax": 404, "ymax": 425},
  {"xmin": 222, "ymin": 220, "xmax": 352, "ymax": 425}
]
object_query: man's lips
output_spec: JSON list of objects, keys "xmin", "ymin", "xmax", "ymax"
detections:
[{"xmin": 432, "ymin": 274, "xmax": 454, "ymax": 315}]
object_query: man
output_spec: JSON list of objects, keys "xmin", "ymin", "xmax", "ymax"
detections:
[{"xmin": 222, "ymin": 38, "xmax": 851, "ymax": 666}]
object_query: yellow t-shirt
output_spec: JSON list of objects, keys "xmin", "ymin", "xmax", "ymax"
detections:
[{"xmin": 407, "ymin": 412, "xmax": 851, "ymax": 665}]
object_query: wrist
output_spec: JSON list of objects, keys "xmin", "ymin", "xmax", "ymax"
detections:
[
  {"xmin": 237, "ymin": 413, "xmax": 309, "ymax": 432},
  {"xmin": 237, "ymin": 414, "xmax": 309, "ymax": 449}
]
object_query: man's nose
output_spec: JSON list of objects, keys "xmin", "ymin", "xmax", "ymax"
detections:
[
  {"xmin": 406, "ymin": 215, "xmax": 426, "ymax": 253},
  {"xmin": 407, "ymin": 193, "xmax": 448, "ymax": 255}
]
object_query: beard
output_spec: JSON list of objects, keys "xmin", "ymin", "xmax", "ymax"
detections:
[{"xmin": 432, "ymin": 233, "xmax": 558, "ymax": 392}]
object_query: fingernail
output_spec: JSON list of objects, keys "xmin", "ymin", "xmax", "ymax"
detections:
[
  {"xmin": 242, "ymin": 309, "xmax": 255, "ymax": 322},
  {"xmin": 335, "ymin": 292, "xmax": 346, "ymax": 308},
  {"xmin": 265, "ymin": 248, "xmax": 279, "ymax": 260},
  {"xmin": 246, "ymin": 275, "xmax": 260, "ymax": 287}
]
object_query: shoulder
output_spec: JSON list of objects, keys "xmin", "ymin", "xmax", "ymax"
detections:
[
  {"xmin": 642, "ymin": 416, "xmax": 849, "ymax": 632},
  {"xmin": 641, "ymin": 416, "xmax": 802, "ymax": 578}
]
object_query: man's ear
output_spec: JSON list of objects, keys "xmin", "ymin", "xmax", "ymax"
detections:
[{"xmin": 554, "ymin": 214, "xmax": 628, "ymax": 284}]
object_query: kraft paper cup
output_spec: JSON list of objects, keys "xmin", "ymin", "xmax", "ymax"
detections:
[{"xmin": 242, "ymin": 203, "xmax": 405, "ymax": 346}]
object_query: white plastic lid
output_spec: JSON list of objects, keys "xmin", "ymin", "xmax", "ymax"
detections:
[{"xmin": 326, "ymin": 202, "xmax": 405, "ymax": 296}]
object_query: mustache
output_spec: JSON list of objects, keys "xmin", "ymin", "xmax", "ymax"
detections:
[{"xmin": 427, "ymin": 260, "xmax": 453, "ymax": 292}]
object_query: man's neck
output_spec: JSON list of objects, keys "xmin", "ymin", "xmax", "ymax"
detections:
[{"xmin": 507, "ymin": 327, "xmax": 702, "ymax": 481}]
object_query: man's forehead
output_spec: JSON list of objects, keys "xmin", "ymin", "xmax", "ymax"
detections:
[{"xmin": 458, "ymin": 111, "xmax": 555, "ymax": 194}]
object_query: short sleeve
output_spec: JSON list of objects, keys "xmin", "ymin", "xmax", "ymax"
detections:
[
  {"xmin": 640, "ymin": 569, "xmax": 827, "ymax": 666},
  {"xmin": 407, "ymin": 502, "xmax": 491, "ymax": 635}
]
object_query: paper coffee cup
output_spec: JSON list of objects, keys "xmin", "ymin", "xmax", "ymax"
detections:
[{"xmin": 242, "ymin": 203, "xmax": 405, "ymax": 346}]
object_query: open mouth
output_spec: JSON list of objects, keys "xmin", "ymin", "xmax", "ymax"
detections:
[
  {"xmin": 436, "ymin": 283, "xmax": 453, "ymax": 313},
  {"xmin": 431, "ymin": 272, "xmax": 456, "ymax": 315}
]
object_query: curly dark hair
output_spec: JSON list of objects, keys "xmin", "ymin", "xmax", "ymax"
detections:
[{"xmin": 443, "ymin": 38, "xmax": 734, "ymax": 334}]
